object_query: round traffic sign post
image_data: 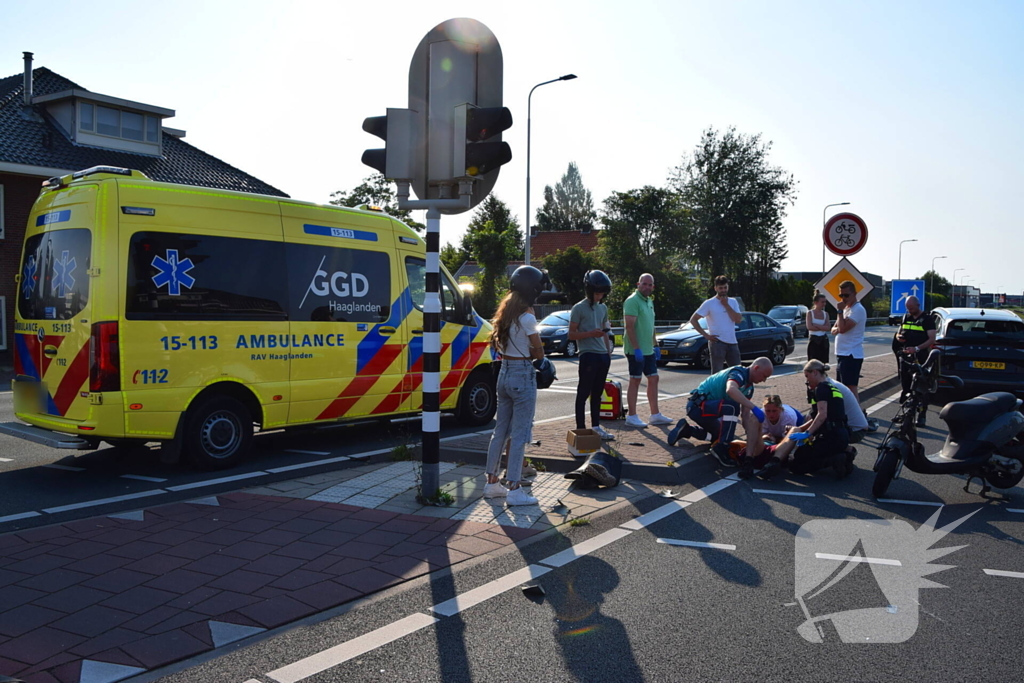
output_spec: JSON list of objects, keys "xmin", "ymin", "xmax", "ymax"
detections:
[{"xmin": 823, "ymin": 212, "xmax": 868, "ymax": 256}]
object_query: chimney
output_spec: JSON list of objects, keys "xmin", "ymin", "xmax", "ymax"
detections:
[{"xmin": 23, "ymin": 51, "xmax": 33, "ymax": 105}]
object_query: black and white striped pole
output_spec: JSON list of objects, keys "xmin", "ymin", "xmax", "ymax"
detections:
[{"xmin": 364, "ymin": 19, "xmax": 512, "ymax": 499}]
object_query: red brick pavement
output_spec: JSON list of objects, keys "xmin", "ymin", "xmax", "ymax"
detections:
[{"xmin": 0, "ymin": 493, "xmax": 540, "ymax": 682}]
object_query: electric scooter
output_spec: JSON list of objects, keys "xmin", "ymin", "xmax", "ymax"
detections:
[{"xmin": 872, "ymin": 349, "xmax": 1024, "ymax": 498}]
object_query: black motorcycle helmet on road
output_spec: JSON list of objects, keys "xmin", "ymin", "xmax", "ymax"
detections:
[
  {"xmin": 510, "ymin": 265, "xmax": 549, "ymax": 305},
  {"xmin": 584, "ymin": 269, "xmax": 612, "ymax": 302}
]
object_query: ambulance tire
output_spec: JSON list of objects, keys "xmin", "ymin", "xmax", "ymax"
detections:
[
  {"xmin": 456, "ymin": 369, "xmax": 497, "ymax": 427},
  {"xmin": 184, "ymin": 395, "xmax": 253, "ymax": 470}
]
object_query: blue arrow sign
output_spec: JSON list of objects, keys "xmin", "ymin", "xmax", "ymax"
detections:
[{"xmin": 890, "ymin": 279, "xmax": 926, "ymax": 316}]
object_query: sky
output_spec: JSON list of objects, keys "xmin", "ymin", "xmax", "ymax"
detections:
[{"xmin": 7, "ymin": 0, "xmax": 1023, "ymax": 295}]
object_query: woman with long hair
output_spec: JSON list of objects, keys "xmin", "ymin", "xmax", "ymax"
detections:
[
  {"xmin": 806, "ymin": 293, "xmax": 831, "ymax": 363},
  {"xmin": 484, "ymin": 266, "xmax": 546, "ymax": 506},
  {"xmin": 568, "ymin": 270, "xmax": 615, "ymax": 440}
]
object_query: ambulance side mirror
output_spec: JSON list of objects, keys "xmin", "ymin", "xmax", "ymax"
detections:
[{"xmin": 462, "ymin": 292, "xmax": 476, "ymax": 325}]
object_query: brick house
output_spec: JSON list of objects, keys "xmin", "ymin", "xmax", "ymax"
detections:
[{"xmin": 0, "ymin": 52, "xmax": 286, "ymax": 366}]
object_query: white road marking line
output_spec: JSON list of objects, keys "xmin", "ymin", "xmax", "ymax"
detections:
[
  {"xmin": 537, "ymin": 528, "xmax": 634, "ymax": 568},
  {"xmin": 0, "ymin": 457, "xmax": 13, "ymax": 462},
  {"xmin": 167, "ymin": 471, "xmax": 268, "ymax": 491},
  {"xmin": 43, "ymin": 464, "xmax": 85, "ymax": 472},
  {"xmin": 42, "ymin": 489, "xmax": 168, "ymax": 514},
  {"xmin": 866, "ymin": 390, "xmax": 903, "ymax": 415},
  {"xmin": 817, "ymin": 553, "xmax": 902, "ymax": 566},
  {"xmin": 120, "ymin": 474, "xmax": 167, "ymax": 483},
  {"xmin": 285, "ymin": 449, "xmax": 331, "ymax": 456},
  {"xmin": 752, "ymin": 489, "xmax": 816, "ymax": 497},
  {"xmin": 0, "ymin": 511, "xmax": 42, "ymax": 523},
  {"xmin": 267, "ymin": 456, "xmax": 352, "ymax": 474},
  {"xmin": 266, "ymin": 613, "xmax": 439, "ymax": 683},
  {"xmin": 983, "ymin": 569, "xmax": 1024, "ymax": 579},
  {"xmin": 620, "ymin": 500, "xmax": 691, "ymax": 530},
  {"xmin": 1006, "ymin": 509, "xmax": 1024, "ymax": 514},
  {"xmin": 540, "ymin": 387, "xmax": 579, "ymax": 394},
  {"xmin": 658, "ymin": 538, "xmax": 736, "ymax": 550},
  {"xmin": 430, "ymin": 565, "xmax": 552, "ymax": 617},
  {"xmin": 679, "ymin": 477, "xmax": 739, "ymax": 503},
  {"xmin": 876, "ymin": 498, "xmax": 944, "ymax": 507}
]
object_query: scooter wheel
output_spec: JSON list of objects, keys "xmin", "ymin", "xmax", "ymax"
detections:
[{"xmin": 873, "ymin": 448, "xmax": 900, "ymax": 498}]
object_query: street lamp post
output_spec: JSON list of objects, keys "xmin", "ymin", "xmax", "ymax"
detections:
[
  {"xmin": 930, "ymin": 255, "xmax": 947, "ymax": 309},
  {"xmin": 898, "ymin": 239, "xmax": 918, "ymax": 280},
  {"xmin": 822, "ymin": 202, "xmax": 850, "ymax": 274},
  {"xmin": 525, "ymin": 74, "xmax": 577, "ymax": 265},
  {"xmin": 952, "ymin": 268, "xmax": 964, "ymax": 306},
  {"xmin": 960, "ymin": 274, "xmax": 971, "ymax": 307}
]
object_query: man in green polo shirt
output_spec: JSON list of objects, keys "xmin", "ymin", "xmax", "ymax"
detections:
[{"xmin": 623, "ymin": 273, "xmax": 672, "ymax": 428}]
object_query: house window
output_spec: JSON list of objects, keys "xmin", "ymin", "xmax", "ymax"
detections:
[
  {"xmin": 121, "ymin": 111, "xmax": 144, "ymax": 141},
  {"xmin": 97, "ymin": 106, "xmax": 120, "ymax": 136},
  {"xmin": 79, "ymin": 103, "xmax": 94, "ymax": 131},
  {"xmin": 146, "ymin": 116, "xmax": 159, "ymax": 142}
]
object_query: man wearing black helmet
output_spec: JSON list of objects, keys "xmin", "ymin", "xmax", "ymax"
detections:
[{"xmin": 569, "ymin": 270, "xmax": 616, "ymax": 440}]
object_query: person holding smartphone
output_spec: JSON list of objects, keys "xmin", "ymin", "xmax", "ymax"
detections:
[{"xmin": 569, "ymin": 270, "xmax": 616, "ymax": 440}]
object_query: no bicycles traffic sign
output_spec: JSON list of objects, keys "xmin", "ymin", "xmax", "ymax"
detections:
[{"xmin": 824, "ymin": 212, "xmax": 868, "ymax": 256}]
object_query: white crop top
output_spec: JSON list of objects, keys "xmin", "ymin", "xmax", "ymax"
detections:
[{"xmin": 501, "ymin": 312, "xmax": 538, "ymax": 357}]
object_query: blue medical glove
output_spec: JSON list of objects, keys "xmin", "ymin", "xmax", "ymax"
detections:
[
  {"xmin": 655, "ymin": 347, "xmax": 662, "ymax": 360},
  {"xmin": 634, "ymin": 348, "xmax": 644, "ymax": 363},
  {"xmin": 789, "ymin": 432, "xmax": 810, "ymax": 443},
  {"xmin": 751, "ymin": 406, "xmax": 765, "ymax": 423}
]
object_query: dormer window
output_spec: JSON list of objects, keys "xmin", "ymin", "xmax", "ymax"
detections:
[
  {"xmin": 34, "ymin": 88, "xmax": 174, "ymax": 157},
  {"xmin": 80, "ymin": 102, "xmax": 161, "ymax": 144}
]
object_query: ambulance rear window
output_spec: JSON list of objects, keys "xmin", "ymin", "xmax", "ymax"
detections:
[{"xmin": 18, "ymin": 229, "xmax": 91, "ymax": 320}]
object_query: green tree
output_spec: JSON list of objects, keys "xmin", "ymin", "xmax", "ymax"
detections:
[
  {"xmin": 535, "ymin": 162, "xmax": 597, "ymax": 232},
  {"xmin": 919, "ymin": 270, "xmax": 952, "ymax": 300},
  {"xmin": 669, "ymin": 126, "xmax": 797, "ymax": 305},
  {"xmin": 460, "ymin": 195, "xmax": 523, "ymax": 261},
  {"xmin": 329, "ymin": 174, "xmax": 425, "ymax": 231},
  {"xmin": 464, "ymin": 221, "xmax": 517, "ymax": 319},
  {"xmin": 440, "ymin": 242, "xmax": 464, "ymax": 275},
  {"xmin": 542, "ymin": 245, "xmax": 602, "ymax": 304},
  {"xmin": 597, "ymin": 187, "xmax": 698, "ymax": 320}
]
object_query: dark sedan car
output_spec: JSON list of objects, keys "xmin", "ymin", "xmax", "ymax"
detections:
[
  {"xmin": 657, "ymin": 312, "xmax": 794, "ymax": 369},
  {"xmin": 767, "ymin": 305, "xmax": 809, "ymax": 338},
  {"xmin": 932, "ymin": 307, "xmax": 1024, "ymax": 397},
  {"xmin": 538, "ymin": 311, "xmax": 579, "ymax": 357}
]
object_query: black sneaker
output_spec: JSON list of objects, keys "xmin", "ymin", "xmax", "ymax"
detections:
[
  {"xmin": 711, "ymin": 442, "xmax": 736, "ymax": 468},
  {"xmin": 756, "ymin": 459, "xmax": 783, "ymax": 481},
  {"xmin": 667, "ymin": 420, "xmax": 692, "ymax": 447},
  {"xmin": 738, "ymin": 457, "xmax": 755, "ymax": 480},
  {"xmin": 845, "ymin": 448, "xmax": 857, "ymax": 478},
  {"xmin": 916, "ymin": 412, "xmax": 927, "ymax": 428}
]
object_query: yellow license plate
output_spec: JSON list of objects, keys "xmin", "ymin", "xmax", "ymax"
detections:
[{"xmin": 971, "ymin": 361, "xmax": 1005, "ymax": 370}]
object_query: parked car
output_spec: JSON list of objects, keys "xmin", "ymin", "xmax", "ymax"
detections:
[
  {"xmin": 537, "ymin": 310, "xmax": 578, "ymax": 357},
  {"xmin": 932, "ymin": 307, "xmax": 1024, "ymax": 397},
  {"xmin": 767, "ymin": 305, "xmax": 809, "ymax": 338},
  {"xmin": 656, "ymin": 312, "xmax": 794, "ymax": 369}
]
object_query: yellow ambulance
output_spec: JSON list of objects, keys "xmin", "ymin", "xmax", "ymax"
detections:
[{"xmin": 3, "ymin": 167, "xmax": 496, "ymax": 469}]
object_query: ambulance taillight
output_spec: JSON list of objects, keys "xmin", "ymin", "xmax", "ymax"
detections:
[{"xmin": 89, "ymin": 322, "xmax": 120, "ymax": 392}]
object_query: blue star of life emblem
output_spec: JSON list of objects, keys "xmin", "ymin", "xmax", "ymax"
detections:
[
  {"xmin": 22, "ymin": 255, "xmax": 38, "ymax": 298},
  {"xmin": 51, "ymin": 250, "xmax": 77, "ymax": 297},
  {"xmin": 152, "ymin": 249, "xmax": 196, "ymax": 296}
]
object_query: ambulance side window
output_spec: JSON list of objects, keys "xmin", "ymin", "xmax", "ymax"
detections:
[
  {"xmin": 404, "ymin": 257, "xmax": 462, "ymax": 324},
  {"xmin": 126, "ymin": 232, "xmax": 287, "ymax": 320}
]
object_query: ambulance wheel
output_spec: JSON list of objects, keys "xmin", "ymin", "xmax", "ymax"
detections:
[
  {"xmin": 184, "ymin": 395, "xmax": 253, "ymax": 470},
  {"xmin": 456, "ymin": 369, "xmax": 497, "ymax": 427}
]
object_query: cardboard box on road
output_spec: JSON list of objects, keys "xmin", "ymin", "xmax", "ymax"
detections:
[{"xmin": 567, "ymin": 428, "xmax": 602, "ymax": 458}]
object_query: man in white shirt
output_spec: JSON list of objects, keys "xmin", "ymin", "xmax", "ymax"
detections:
[
  {"xmin": 690, "ymin": 275, "xmax": 743, "ymax": 373},
  {"xmin": 832, "ymin": 280, "xmax": 877, "ymax": 431}
]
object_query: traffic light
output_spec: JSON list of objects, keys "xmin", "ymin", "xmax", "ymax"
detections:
[
  {"xmin": 360, "ymin": 108, "xmax": 419, "ymax": 179},
  {"xmin": 454, "ymin": 105, "xmax": 513, "ymax": 178}
]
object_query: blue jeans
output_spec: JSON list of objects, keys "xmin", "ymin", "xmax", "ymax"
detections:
[{"xmin": 486, "ymin": 359, "xmax": 537, "ymax": 483}]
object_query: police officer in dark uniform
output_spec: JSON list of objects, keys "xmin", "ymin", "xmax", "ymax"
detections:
[{"xmin": 892, "ymin": 295, "xmax": 936, "ymax": 426}]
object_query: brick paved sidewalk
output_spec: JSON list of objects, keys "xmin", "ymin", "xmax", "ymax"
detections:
[{"xmin": 0, "ymin": 462, "xmax": 656, "ymax": 683}]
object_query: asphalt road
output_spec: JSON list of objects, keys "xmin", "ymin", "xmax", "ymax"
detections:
[
  {"xmin": 147, "ymin": 394, "xmax": 1024, "ymax": 683},
  {"xmin": 0, "ymin": 328, "xmax": 897, "ymax": 531}
]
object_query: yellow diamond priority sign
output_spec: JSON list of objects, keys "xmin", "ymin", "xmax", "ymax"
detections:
[{"xmin": 814, "ymin": 257, "xmax": 874, "ymax": 307}]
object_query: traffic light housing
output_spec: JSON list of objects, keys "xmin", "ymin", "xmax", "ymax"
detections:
[
  {"xmin": 360, "ymin": 108, "xmax": 419, "ymax": 180},
  {"xmin": 454, "ymin": 105, "xmax": 513, "ymax": 178}
]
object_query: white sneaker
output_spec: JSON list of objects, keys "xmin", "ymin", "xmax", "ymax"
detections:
[
  {"xmin": 483, "ymin": 482, "xmax": 507, "ymax": 499},
  {"xmin": 593, "ymin": 425, "xmax": 615, "ymax": 441},
  {"xmin": 506, "ymin": 487, "xmax": 539, "ymax": 506},
  {"xmin": 649, "ymin": 413, "xmax": 673, "ymax": 426},
  {"xmin": 625, "ymin": 414, "xmax": 648, "ymax": 428}
]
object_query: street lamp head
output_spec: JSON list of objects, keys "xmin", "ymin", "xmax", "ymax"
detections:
[
  {"xmin": 839, "ymin": 202, "xmax": 850, "ymax": 205},
  {"xmin": 559, "ymin": 74, "xmax": 577, "ymax": 81}
]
